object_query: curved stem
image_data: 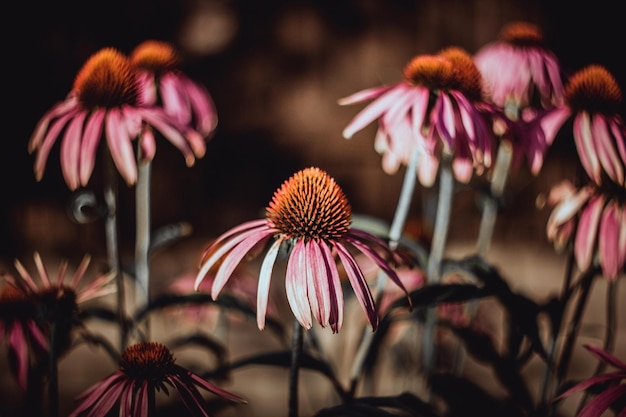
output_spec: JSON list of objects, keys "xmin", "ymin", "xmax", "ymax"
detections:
[
  {"xmin": 104, "ymin": 152, "xmax": 127, "ymax": 351},
  {"xmin": 476, "ymin": 139, "xmax": 513, "ymax": 256},
  {"xmin": 289, "ymin": 320, "xmax": 303, "ymax": 417},
  {"xmin": 423, "ymin": 159, "xmax": 454, "ymax": 378},
  {"xmin": 135, "ymin": 156, "xmax": 151, "ymax": 341},
  {"xmin": 348, "ymin": 146, "xmax": 421, "ymax": 392}
]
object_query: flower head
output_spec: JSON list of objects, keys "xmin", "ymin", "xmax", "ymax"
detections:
[
  {"xmin": 537, "ymin": 65, "xmax": 626, "ymax": 187},
  {"xmin": 339, "ymin": 47, "xmax": 497, "ymax": 186},
  {"xmin": 0, "ymin": 282, "xmax": 48, "ymax": 390},
  {"xmin": 474, "ymin": 21, "xmax": 565, "ymax": 111},
  {"xmin": 194, "ymin": 167, "xmax": 410, "ymax": 332},
  {"xmin": 556, "ymin": 344, "xmax": 626, "ymax": 417},
  {"xmin": 29, "ymin": 47, "xmax": 207, "ymax": 190},
  {"xmin": 68, "ymin": 341, "xmax": 245, "ymax": 417},
  {"xmin": 130, "ymin": 40, "xmax": 218, "ymax": 138},
  {"xmin": 7, "ymin": 252, "xmax": 115, "ymax": 354},
  {"xmin": 545, "ymin": 180, "xmax": 626, "ymax": 280}
]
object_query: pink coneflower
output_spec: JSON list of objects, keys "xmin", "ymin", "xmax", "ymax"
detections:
[
  {"xmin": 28, "ymin": 47, "xmax": 207, "ymax": 190},
  {"xmin": 130, "ymin": 40, "xmax": 218, "ymax": 138},
  {"xmin": 68, "ymin": 341, "xmax": 245, "ymax": 417},
  {"xmin": 339, "ymin": 47, "xmax": 496, "ymax": 186},
  {"xmin": 8, "ymin": 252, "xmax": 115, "ymax": 354},
  {"xmin": 536, "ymin": 64, "xmax": 626, "ymax": 187},
  {"xmin": 474, "ymin": 21, "xmax": 564, "ymax": 111},
  {"xmin": 556, "ymin": 344, "xmax": 626, "ymax": 417},
  {"xmin": 194, "ymin": 167, "xmax": 410, "ymax": 333},
  {"xmin": 0, "ymin": 282, "xmax": 48, "ymax": 390},
  {"xmin": 546, "ymin": 180, "xmax": 625, "ymax": 280}
]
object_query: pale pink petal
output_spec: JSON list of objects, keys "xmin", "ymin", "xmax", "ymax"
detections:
[
  {"xmin": 59, "ymin": 111, "xmax": 87, "ymax": 190},
  {"xmin": 592, "ymin": 114, "xmax": 624, "ymax": 185},
  {"xmin": 334, "ymin": 241, "xmax": 378, "ymax": 330},
  {"xmin": 285, "ymin": 240, "xmax": 313, "ymax": 329},
  {"xmin": 211, "ymin": 230, "xmax": 273, "ymax": 298},
  {"xmin": 180, "ymin": 75, "xmax": 218, "ymax": 136},
  {"xmin": 28, "ymin": 97, "xmax": 80, "ymax": 152},
  {"xmin": 574, "ymin": 112, "xmax": 602, "ymax": 184},
  {"xmin": 319, "ymin": 241, "xmax": 344, "ymax": 333},
  {"xmin": 33, "ymin": 110, "xmax": 78, "ymax": 181},
  {"xmin": 307, "ymin": 241, "xmax": 331, "ymax": 327},
  {"xmin": 138, "ymin": 127, "xmax": 157, "ymax": 162},
  {"xmin": 33, "ymin": 252, "xmax": 51, "ymax": 287},
  {"xmin": 135, "ymin": 71, "xmax": 157, "ymax": 105},
  {"xmin": 598, "ymin": 201, "xmax": 620, "ymax": 279},
  {"xmin": 79, "ymin": 110, "xmax": 106, "ymax": 186},
  {"xmin": 161, "ymin": 74, "xmax": 192, "ymax": 127},
  {"xmin": 342, "ymin": 84, "xmax": 408, "ymax": 139},
  {"xmin": 337, "ymin": 84, "xmax": 395, "ymax": 106},
  {"xmin": 410, "ymin": 88, "xmax": 430, "ymax": 141},
  {"xmin": 575, "ymin": 194, "xmax": 604, "ymax": 271},
  {"xmin": 105, "ymin": 109, "xmax": 137, "ymax": 186},
  {"xmin": 538, "ymin": 107, "xmax": 570, "ymax": 146},
  {"xmin": 257, "ymin": 239, "xmax": 282, "ymax": 330}
]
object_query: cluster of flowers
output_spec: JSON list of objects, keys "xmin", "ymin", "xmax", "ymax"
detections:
[{"xmin": 1, "ymin": 20, "xmax": 624, "ymax": 417}]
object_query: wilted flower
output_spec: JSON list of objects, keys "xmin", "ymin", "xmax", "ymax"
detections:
[
  {"xmin": 68, "ymin": 341, "xmax": 245, "ymax": 417},
  {"xmin": 194, "ymin": 167, "xmax": 410, "ymax": 332},
  {"xmin": 474, "ymin": 21, "xmax": 564, "ymax": 112},
  {"xmin": 8, "ymin": 252, "xmax": 115, "ymax": 354},
  {"xmin": 130, "ymin": 40, "xmax": 218, "ymax": 137},
  {"xmin": 556, "ymin": 344, "xmax": 626, "ymax": 417},
  {"xmin": 545, "ymin": 180, "xmax": 625, "ymax": 280},
  {"xmin": 535, "ymin": 65, "xmax": 626, "ymax": 187},
  {"xmin": 0, "ymin": 282, "xmax": 47, "ymax": 390},
  {"xmin": 29, "ymin": 47, "xmax": 207, "ymax": 190},
  {"xmin": 339, "ymin": 47, "xmax": 496, "ymax": 186}
]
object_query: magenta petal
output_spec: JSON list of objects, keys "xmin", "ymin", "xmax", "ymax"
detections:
[
  {"xmin": 188, "ymin": 370, "xmax": 246, "ymax": 403},
  {"xmin": 307, "ymin": 240, "xmax": 331, "ymax": 327},
  {"xmin": 161, "ymin": 74, "xmax": 192, "ymax": 127},
  {"xmin": 574, "ymin": 112, "xmax": 602, "ymax": 184},
  {"xmin": 584, "ymin": 344, "xmax": 626, "ymax": 370},
  {"xmin": 105, "ymin": 108, "xmax": 137, "ymax": 186},
  {"xmin": 319, "ymin": 242, "xmax": 344, "ymax": 332},
  {"xmin": 33, "ymin": 110, "xmax": 76, "ymax": 181},
  {"xmin": 60, "ymin": 111, "xmax": 87, "ymax": 190},
  {"xmin": 598, "ymin": 201, "xmax": 620, "ymax": 279},
  {"xmin": 578, "ymin": 384, "xmax": 626, "ymax": 417},
  {"xmin": 79, "ymin": 110, "xmax": 106, "ymax": 186},
  {"xmin": 592, "ymin": 114, "xmax": 624, "ymax": 185},
  {"xmin": 8, "ymin": 324, "xmax": 28, "ymax": 390}
]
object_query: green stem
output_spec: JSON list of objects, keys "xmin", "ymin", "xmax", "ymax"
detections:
[
  {"xmin": 135, "ymin": 156, "xmax": 151, "ymax": 341},
  {"xmin": 423, "ymin": 158, "xmax": 454, "ymax": 378},
  {"xmin": 104, "ymin": 152, "xmax": 127, "ymax": 351},
  {"xmin": 348, "ymin": 146, "xmax": 421, "ymax": 393},
  {"xmin": 289, "ymin": 320, "xmax": 303, "ymax": 417}
]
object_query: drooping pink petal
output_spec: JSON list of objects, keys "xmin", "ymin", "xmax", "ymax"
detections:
[
  {"xmin": 538, "ymin": 107, "xmax": 570, "ymax": 146},
  {"xmin": 334, "ymin": 241, "xmax": 378, "ymax": 330},
  {"xmin": 574, "ymin": 112, "xmax": 602, "ymax": 184},
  {"xmin": 140, "ymin": 108, "xmax": 196, "ymax": 165},
  {"xmin": 578, "ymin": 384, "xmax": 626, "ymax": 417},
  {"xmin": 319, "ymin": 241, "xmax": 344, "ymax": 333},
  {"xmin": 337, "ymin": 84, "xmax": 395, "ymax": 106},
  {"xmin": 180, "ymin": 75, "xmax": 218, "ymax": 136},
  {"xmin": 105, "ymin": 108, "xmax": 138, "ymax": 186},
  {"xmin": 8, "ymin": 324, "xmax": 28, "ymax": 390},
  {"xmin": 187, "ymin": 369, "xmax": 246, "ymax": 402},
  {"xmin": 592, "ymin": 114, "xmax": 624, "ymax": 185},
  {"xmin": 342, "ymin": 84, "xmax": 408, "ymax": 139},
  {"xmin": 60, "ymin": 111, "xmax": 87, "ymax": 190},
  {"xmin": 575, "ymin": 194, "xmax": 604, "ymax": 271},
  {"xmin": 546, "ymin": 186, "xmax": 593, "ymax": 240},
  {"xmin": 598, "ymin": 201, "xmax": 620, "ymax": 279},
  {"xmin": 307, "ymin": 240, "xmax": 332, "ymax": 328},
  {"xmin": 28, "ymin": 97, "xmax": 80, "ymax": 152},
  {"xmin": 257, "ymin": 239, "xmax": 282, "ymax": 330},
  {"xmin": 212, "ymin": 231, "xmax": 273, "ymax": 299},
  {"xmin": 79, "ymin": 110, "xmax": 106, "ymax": 186},
  {"xmin": 168, "ymin": 376, "xmax": 211, "ymax": 417},
  {"xmin": 33, "ymin": 110, "xmax": 78, "ymax": 181},
  {"xmin": 161, "ymin": 74, "xmax": 193, "ymax": 127},
  {"xmin": 68, "ymin": 373, "xmax": 126, "ymax": 417},
  {"xmin": 285, "ymin": 240, "xmax": 313, "ymax": 329}
]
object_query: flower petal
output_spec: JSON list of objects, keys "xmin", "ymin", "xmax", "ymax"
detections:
[{"xmin": 285, "ymin": 239, "xmax": 313, "ymax": 329}]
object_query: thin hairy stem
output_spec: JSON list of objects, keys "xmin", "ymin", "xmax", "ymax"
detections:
[
  {"xmin": 289, "ymin": 320, "xmax": 304, "ymax": 417},
  {"xmin": 104, "ymin": 152, "xmax": 127, "ymax": 351},
  {"xmin": 135, "ymin": 153, "xmax": 152, "ymax": 341},
  {"xmin": 423, "ymin": 158, "xmax": 454, "ymax": 378}
]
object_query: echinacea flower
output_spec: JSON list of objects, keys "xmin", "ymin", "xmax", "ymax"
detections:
[
  {"xmin": 546, "ymin": 180, "xmax": 625, "ymax": 280},
  {"xmin": 339, "ymin": 47, "xmax": 496, "ymax": 186},
  {"xmin": 556, "ymin": 344, "xmax": 626, "ymax": 417},
  {"xmin": 68, "ymin": 341, "xmax": 245, "ymax": 417},
  {"xmin": 28, "ymin": 47, "xmax": 207, "ymax": 190},
  {"xmin": 130, "ymin": 40, "xmax": 218, "ymax": 138},
  {"xmin": 194, "ymin": 167, "xmax": 410, "ymax": 333},
  {"xmin": 8, "ymin": 252, "xmax": 115, "ymax": 354},
  {"xmin": 0, "ymin": 282, "xmax": 48, "ymax": 390},
  {"xmin": 535, "ymin": 65, "xmax": 626, "ymax": 187},
  {"xmin": 473, "ymin": 21, "xmax": 564, "ymax": 112}
]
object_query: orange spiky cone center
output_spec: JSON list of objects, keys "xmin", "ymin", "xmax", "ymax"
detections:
[
  {"xmin": 130, "ymin": 40, "xmax": 179, "ymax": 73},
  {"xmin": 565, "ymin": 65, "xmax": 623, "ymax": 114},
  {"xmin": 120, "ymin": 342, "xmax": 176, "ymax": 381}
]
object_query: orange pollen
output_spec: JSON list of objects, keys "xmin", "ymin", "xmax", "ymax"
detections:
[
  {"xmin": 499, "ymin": 21, "xmax": 544, "ymax": 47},
  {"xmin": 403, "ymin": 55, "xmax": 457, "ymax": 91},
  {"xmin": 437, "ymin": 46, "xmax": 484, "ymax": 100},
  {"xmin": 130, "ymin": 40, "xmax": 179, "ymax": 73},
  {"xmin": 73, "ymin": 47, "xmax": 140, "ymax": 109},
  {"xmin": 120, "ymin": 342, "xmax": 175, "ymax": 380},
  {"xmin": 565, "ymin": 65, "xmax": 623, "ymax": 113},
  {"xmin": 266, "ymin": 167, "xmax": 352, "ymax": 241}
]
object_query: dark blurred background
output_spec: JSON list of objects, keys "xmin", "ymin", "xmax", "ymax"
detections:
[{"xmin": 3, "ymin": 0, "xmax": 625, "ymax": 263}]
